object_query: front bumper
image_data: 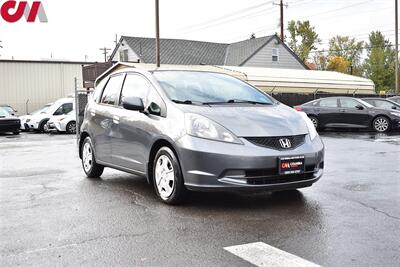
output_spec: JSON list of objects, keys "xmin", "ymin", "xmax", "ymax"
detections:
[
  {"xmin": 175, "ymin": 134, "xmax": 324, "ymax": 192},
  {"xmin": 47, "ymin": 121, "xmax": 64, "ymax": 132}
]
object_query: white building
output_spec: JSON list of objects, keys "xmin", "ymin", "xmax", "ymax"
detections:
[{"xmin": 0, "ymin": 60, "xmax": 92, "ymax": 114}]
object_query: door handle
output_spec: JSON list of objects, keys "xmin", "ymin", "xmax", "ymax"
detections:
[
  {"xmin": 113, "ymin": 116, "xmax": 120, "ymax": 124},
  {"xmin": 89, "ymin": 109, "xmax": 96, "ymax": 117},
  {"xmin": 340, "ymin": 109, "xmax": 346, "ymax": 112}
]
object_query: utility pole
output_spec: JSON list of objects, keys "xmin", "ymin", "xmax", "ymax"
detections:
[
  {"xmin": 99, "ymin": 47, "xmax": 111, "ymax": 62},
  {"xmin": 273, "ymin": 0, "xmax": 288, "ymax": 42},
  {"xmin": 155, "ymin": 0, "xmax": 161, "ymax": 67},
  {"xmin": 395, "ymin": 0, "xmax": 399, "ymax": 94}
]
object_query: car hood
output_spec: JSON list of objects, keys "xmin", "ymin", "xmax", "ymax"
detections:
[{"xmin": 178, "ymin": 104, "xmax": 309, "ymax": 137}]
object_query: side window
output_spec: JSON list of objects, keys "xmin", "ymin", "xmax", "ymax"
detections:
[
  {"xmin": 340, "ymin": 99, "xmax": 361, "ymax": 109},
  {"xmin": 272, "ymin": 48, "xmax": 279, "ymax": 62},
  {"xmin": 319, "ymin": 98, "xmax": 338, "ymax": 108},
  {"xmin": 92, "ymin": 78, "xmax": 107, "ymax": 102},
  {"xmin": 375, "ymin": 100, "xmax": 393, "ymax": 109},
  {"xmin": 101, "ymin": 75, "xmax": 125, "ymax": 105},
  {"xmin": 53, "ymin": 103, "xmax": 73, "ymax": 115},
  {"xmin": 120, "ymin": 74, "xmax": 151, "ymax": 106}
]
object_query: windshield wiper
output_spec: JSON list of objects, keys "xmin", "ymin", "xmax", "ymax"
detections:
[
  {"xmin": 204, "ymin": 99, "xmax": 272, "ymax": 105},
  {"xmin": 171, "ymin": 99, "xmax": 205, "ymax": 105}
]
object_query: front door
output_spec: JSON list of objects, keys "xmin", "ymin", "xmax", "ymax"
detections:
[
  {"xmin": 338, "ymin": 98, "xmax": 371, "ymax": 128},
  {"xmin": 93, "ymin": 74, "xmax": 125, "ymax": 163},
  {"xmin": 111, "ymin": 73, "xmax": 154, "ymax": 173}
]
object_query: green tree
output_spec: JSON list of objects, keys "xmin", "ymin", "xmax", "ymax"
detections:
[
  {"xmin": 287, "ymin": 20, "xmax": 320, "ymax": 62},
  {"xmin": 364, "ymin": 31, "xmax": 395, "ymax": 93},
  {"xmin": 328, "ymin": 36, "xmax": 364, "ymax": 75}
]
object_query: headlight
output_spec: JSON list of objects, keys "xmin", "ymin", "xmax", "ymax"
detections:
[
  {"xmin": 185, "ymin": 113, "xmax": 243, "ymax": 144},
  {"xmin": 390, "ymin": 112, "xmax": 400, "ymax": 117},
  {"xmin": 299, "ymin": 112, "xmax": 318, "ymax": 140}
]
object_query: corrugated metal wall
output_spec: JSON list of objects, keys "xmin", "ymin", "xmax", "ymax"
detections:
[{"xmin": 0, "ymin": 61, "xmax": 85, "ymax": 114}]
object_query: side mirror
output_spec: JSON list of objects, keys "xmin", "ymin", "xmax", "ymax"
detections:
[
  {"xmin": 355, "ymin": 105, "xmax": 364, "ymax": 110},
  {"xmin": 122, "ymin": 96, "xmax": 145, "ymax": 112}
]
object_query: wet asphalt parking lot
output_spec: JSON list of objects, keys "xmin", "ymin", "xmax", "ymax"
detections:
[{"xmin": 0, "ymin": 131, "xmax": 399, "ymax": 267}]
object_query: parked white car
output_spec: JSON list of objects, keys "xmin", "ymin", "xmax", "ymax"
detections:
[
  {"xmin": 46, "ymin": 110, "xmax": 76, "ymax": 134},
  {"xmin": 25, "ymin": 98, "xmax": 74, "ymax": 132},
  {"xmin": 19, "ymin": 103, "xmax": 52, "ymax": 131}
]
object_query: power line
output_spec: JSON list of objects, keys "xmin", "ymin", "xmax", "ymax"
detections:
[
  {"xmin": 179, "ymin": 1, "xmax": 274, "ymax": 33},
  {"xmin": 295, "ymin": 0, "xmax": 375, "ymax": 20},
  {"xmin": 309, "ymin": 44, "xmax": 397, "ymax": 54}
]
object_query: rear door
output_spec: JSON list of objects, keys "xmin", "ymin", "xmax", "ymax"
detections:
[
  {"xmin": 315, "ymin": 98, "xmax": 341, "ymax": 127},
  {"xmin": 93, "ymin": 74, "xmax": 125, "ymax": 163},
  {"xmin": 338, "ymin": 98, "xmax": 371, "ymax": 127}
]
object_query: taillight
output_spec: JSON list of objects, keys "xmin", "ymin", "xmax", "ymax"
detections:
[{"xmin": 294, "ymin": 107, "xmax": 302, "ymax": 111}]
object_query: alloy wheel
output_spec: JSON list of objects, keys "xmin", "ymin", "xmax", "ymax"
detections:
[
  {"xmin": 155, "ymin": 155, "xmax": 175, "ymax": 200},
  {"xmin": 374, "ymin": 118, "xmax": 389, "ymax": 132},
  {"xmin": 82, "ymin": 142, "xmax": 93, "ymax": 172}
]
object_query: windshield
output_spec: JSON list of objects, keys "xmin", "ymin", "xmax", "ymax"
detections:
[
  {"xmin": 357, "ymin": 99, "xmax": 374, "ymax": 108},
  {"xmin": 152, "ymin": 71, "xmax": 273, "ymax": 105},
  {"xmin": 1, "ymin": 106, "xmax": 14, "ymax": 114},
  {"xmin": 0, "ymin": 108, "xmax": 9, "ymax": 117},
  {"xmin": 32, "ymin": 105, "xmax": 51, "ymax": 115}
]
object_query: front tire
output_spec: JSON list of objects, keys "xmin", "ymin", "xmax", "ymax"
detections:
[
  {"xmin": 152, "ymin": 147, "xmax": 186, "ymax": 205},
  {"xmin": 373, "ymin": 116, "xmax": 390, "ymax": 133},
  {"xmin": 81, "ymin": 137, "xmax": 104, "ymax": 178}
]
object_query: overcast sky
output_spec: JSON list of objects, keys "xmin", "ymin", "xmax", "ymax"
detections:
[{"xmin": 0, "ymin": 0, "xmax": 396, "ymax": 62}]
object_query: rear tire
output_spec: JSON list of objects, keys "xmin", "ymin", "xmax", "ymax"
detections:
[
  {"xmin": 152, "ymin": 146, "xmax": 187, "ymax": 205},
  {"xmin": 81, "ymin": 137, "xmax": 104, "ymax": 178},
  {"xmin": 66, "ymin": 121, "xmax": 76, "ymax": 134},
  {"xmin": 308, "ymin": 115, "xmax": 319, "ymax": 129},
  {"xmin": 13, "ymin": 131, "xmax": 20, "ymax": 135}
]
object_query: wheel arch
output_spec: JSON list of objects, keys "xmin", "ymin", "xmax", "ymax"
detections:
[
  {"xmin": 147, "ymin": 139, "xmax": 180, "ymax": 185},
  {"xmin": 79, "ymin": 131, "xmax": 90, "ymax": 159}
]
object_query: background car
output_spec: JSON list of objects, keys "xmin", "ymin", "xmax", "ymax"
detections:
[
  {"xmin": 388, "ymin": 96, "xmax": 400, "ymax": 104},
  {"xmin": 294, "ymin": 96, "xmax": 400, "ymax": 132},
  {"xmin": 362, "ymin": 98, "xmax": 400, "ymax": 110},
  {"xmin": 26, "ymin": 98, "xmax": 74, "ymax": 132},
  {"xmin": 19, "ymin": 103, "xmax": 52, "ymax": 131},
  {"xmin": 46, "ymin": 110, "xmax": 76, "ymax": 134},
  {"xmin": 0, "ymin": 107, "xmax": 20, "ymax": 135},
  {"xmin": 0, "ymin": 104, "xmax": 18, "ymax": 116}
]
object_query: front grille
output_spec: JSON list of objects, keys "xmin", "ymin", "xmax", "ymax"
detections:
[
  {"xmin": 0, "ymin": 119, "xmax": 20, "ymax": 126},
  {"xmin": 245, "ymin": 135, "xmax": 306, "ymax": 150},
  {"xmin": 246, "ymin": 172, "xmax": 315, "ymax": 185}
]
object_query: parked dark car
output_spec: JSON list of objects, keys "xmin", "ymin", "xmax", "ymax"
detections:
[
  {"xmin": 0, "ymin": 104, "xmax": 18, "ymax": 116},
  {"xmin": 294, "ymin": 97, "xmax": 400, "ymax": 132},
  {"xmin": 0, "ymin": 107, "xmax": 20, "ymax": 135},
  {"xmin": 362, "ymin": 98, "xmax": 400, "ymax": 111},
  {"xmin": 388, "ymin": 96, "xmax": 400, "ymax": 104}
]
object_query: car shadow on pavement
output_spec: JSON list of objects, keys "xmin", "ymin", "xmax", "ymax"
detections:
[{"xmin": 86, "ymin": 173, "xmax": 308, "ymax": 211}]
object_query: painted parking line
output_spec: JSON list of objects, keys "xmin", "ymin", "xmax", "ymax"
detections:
[{"xmin": 224, "ymin": 242, "xmax": 320, "ymax": 267}]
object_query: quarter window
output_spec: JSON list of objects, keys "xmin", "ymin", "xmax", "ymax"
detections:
[
  {"xmin": 120, "ymin": 74, "xmax": 151, "ymax": 106},
  {"xmin": 101, "ymin": 75, "xmax": 125, "ymax": 105},
  {"xmin": 319, "ymin": 98, "xmax": 338, "ymax": 108}
]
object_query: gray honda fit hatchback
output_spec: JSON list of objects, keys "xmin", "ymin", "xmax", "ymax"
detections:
[{"xmin": 79, "ymin": 67, "xmax": 324, "ymax": 204}]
